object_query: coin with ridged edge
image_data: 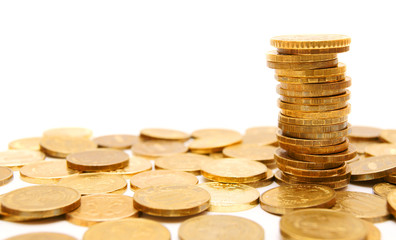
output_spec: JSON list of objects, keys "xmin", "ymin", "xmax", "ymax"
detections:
[
  {"xmin": 279, "ymin": 90, "xmax": 350, "ymax": 105},
  {"xmin": 270, "ymin": 34, "xmax": 351, "ymax": 49},
  {"xmin": 278, "ymin": 113, "xmax": 348, "ymax": 126},
  {"xmin": 288, "ymin": 144, "xmax": 357, "ymax": 163},
  {"xmin": 19, "ymin": 160, "xmax": 78, "ymax": 184},
  {"xmin": 8, "ymin": 137, "xmax": 41, "ymax": 151},
  {"xmin": 373, "ymin": 182, "xmax": 396, "ymax": 197},
  {"xmin": 387, "ymin": 189, "xmax": 396, "ymax": 218},
  {"xmin": 130, "ymin": 170, "xmax": 198, "ymax": 190},
  {"xmin": 93, "ymin": 134, "xmax": 139, "ymax": 149},
  {"xmin": 277, "ymin": 131, "xmax": 345, "ymax": 147},
  {"xmin": 267, "ymin": 58, "xmax": 338, "ymax": 70},
  {"xmin": 349, "ymin": 155, "xmax": 396, "ymax": 181},
  {"xmin": 66, "ymin": 149, "xmax": 129, "ymax": 171},
  {"xmin": 5, "ymin": 232, "xmax": 77, "ymax": 240},
  {"xmin": 0, "ymin": 167, "xmax": 13, "ymax": 186},
  {"xmin": 278, "ymin": 46, "xmax": 350, "ymax": 54},
  {"xmin": 266, "ymin": 50, "xmax": 337, "ymax": 63},
  {"xmin": 275, "ymin": 74, "xmax": 345, "ymax": 84},
  {"xmin": 277, "ymin": 84, "xmax": 346, "ymax": 98}
]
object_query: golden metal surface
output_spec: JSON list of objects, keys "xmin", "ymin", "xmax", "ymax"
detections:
[
  {"xmin": 332, "ymin": 191, "xmax": 390, "ymax": 223},
  {"xmin": 276, "ymin": 62, "xmax": 346, "ymax": 78},
  {"xmin": 1, "ymin": 185, "xmax": 80, "ymax": 218},
  {"xmin": 178, "ymin": 215, "xmax": 264, "ymax": 240},
  {"xmin": 362, "ymin": 220, "xmax": 381, "ymax": 240},
  {"xmin": 281, "ymin": 126, "xmax": 350, "ymax": 140},
  {"xmin": 278, "ymin": 100, "xmax": 347, "ymax": 112},
  {"xmin": 279, "ymin": 139, "xmax": 349, "ymax": 155},
  {"xmin": 0, "ymin": 150, "xmax": 45, "ymax": 170},
  {"xmin": 277, "ymin": 131, "xmax": 345, "ymax": 147},
  {"xmin": 278, "ymin": 162, "xmax": 347, "ymax": 177},
  {"xmin": 277, "ymin": 84, "xmax": 346, "ymax": 98},
  {"xmin": 275, "ymin": 73, "xmax": 345, "ymax": 84},
  {"xmin": 133, "ymin": 185, "xmax": 210, "ymax": 217},
  {"xmin": 277, "ymin": 46, "xmax": 350, "ymax": 55},
  {"xmin": 280, "ymin": 77, "xmax": 351, "ymax": 93},
  {"xmin": 266, "ymin": 50, "xmax": 337, "ymax": 63},
  {"xmin": 260, "ymin": 184, "xmax": 336, "ymax": 215},
  {"xmin": 349, "ymin": 155, "xmax": 396, "ymax": 181},
  {"xmin": 349, "ymin": 126, "xmax": 381, "ymax": 140},
  {"xmin": 83, "ymin": 219, "xmax": 170, "ymax": 240},
  {"xmin": 243, "ymin": 126, "xmax": 278, "ymax": 146},
  {"xmin": 281, "ymin": 105, "xmax": 351, "ymax": 119},
  {"xmin": 102, "ymin": 156, "xmax": 152, "ymax": 178},
  {"xmin": 93, "ymin": 134, "xmax": 139, "ymax": 149},
  {"xmin": 270, "ymin": 34, "xmax": 351, "ymax": 49},
  {"xmin": 140, "ymin": 128, "xmax": 190, "ymax": 141},
  {"xmin": 154, "ymin": 153, "xmax": 212, "ymax": 175},
  {"xmin": 279, "ymin": 113, "xmax": 348, "ymax": 126},
  {"xmin": 283, "ymin": 166, "xmax": 351, "ymax": 182},
  {"xmin": 288, "ymin": 144, "xmax": 357, "ymax": 163},
  {"xmin": 387, "ymin": 189, "xmax": 396, "ymax": 217},
  {"xmin": 365, "ymin": 143, "xmax": 396, "ymax": 156},
  {"xmin": 189, "ymin": 129, "xmax": 242, "ymax": 153},
  {"xmin": 198, "ymin": 182, "xmax": 259, "ymax": 212},
  {"xmin": 278, "ymin": 121, "xmax": 348, "ymax": 134},
  {"xmin": 43, "ymin": 127, "xmax": 92, "ymax": 139},
  {"xmin": 201, "ymin": 158, "xmax": 267, "ymax": 183},
  {"xmin": 5, "ymin": 232, "xmax": 77, "ymax": 240},
  {"xmin": 279, "ymin": 90, "xmax": 350, "ymax": 105},
  {"xmin": 373, "ymin": 182, "xmax": 396, "ymax": 197},
  {"xmin": 130, "ymin": 170, "xmax": 198, "ymax": 190},
  {"xmin": 40, "ymin": 137, "xmax": 97, "ymax": 158},
  {"xmin": 349, "ymin": 139, "xmax": 383, "ymax": 154},
  {"xmin": 58, "ymin": 173, "xmax": 127, "ymax": 195},
  {"xmin": 66, "ymin": 149, "xmax": 129, "ymax": 171},
  {"xmin": 268, "ymin": 58, "xmax": 338, "ymax": 70},
  {"xmin": 66, "ymin": 194, "xmax": 139, "ymax": 226},
  {"xmin": 8, "ymin": 137, "xmax": 41, "ymax": 151},
  {"xmin": 0, "ymin": 167, "xmax": 13, "ymax": 186},
  {"xmin": 379, "ymin": 129, "xmax": 396, "ymax": 143},
  {"xmin": 19, "ymin": 160, "xmax": 78, "ymax": 184},
  {"xmin": 245, "ymin": 169, "xmax": 274, "ymax": 188},
  {"xmin": 223, "ymin": 144, "xmax": 277, "ymax": 163},
  {"xmin": 280, "ymin": 209, "xmax": 366, "ymax": 240},
  {"xmin": 385, "ymin": 173, "xmax": 396, "ymax": 184},
  {"xmin": 132, "ymin": 139, "xmax": 188, "ymax": 157}
]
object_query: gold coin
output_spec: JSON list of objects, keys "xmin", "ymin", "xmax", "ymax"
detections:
[
  {"xmin": 133, "ymin": 185, "xmax": 210, "ymax": 217},
  {"xmin": 280, "ymin": 209, "xmax": 366, "ymax": 240},
  {"xmin": 277, "ymin": 46, "xmax": 350, "ymax": 54},
  {"xmin": 243, "ymin": 126, "xmax": 278, "ymax": 146},
  {"xmin": 380, "ymin": 129, "xmax": 396, "ymax": 143},
  {"xmin": 178, "ymin": 215, "xmax": 264, "ymax": 240},
  {"xmin": 373, "ymin": 182, "xmax": 396, "ymax": 197},
  {"xmin": 40, "ymin": 137, "xmax": 97, "ymax": 158},
  {"xmin": 266, "ymin": 50, "xmax": 337, "ymax": 63},
  {"xmin": 0, "ymin": 167, "xmax": 13, "ymax": 186},
  {"xmin": 349, "ymin": 138, "xmax": 383, "ymax": 154},
  {"xmin": 283, "ymin": 165, "xmax": 351, "ymax": 182},
  {"xmin": 278, "ymin": 161, "xmax": 347, "ymax": 178},
  {"xmin": 130, "ymin": 170, "xmax": 197, "ymax": 190},
  {"xmin": 276, "ymin": 62, "xmax": 346, "ymax": 77},
  {"xmin": 279, "ymin": 139, "xmax": 349, "ymax": 155},
  {"xmin": 278, "ymin": 100, "xmax": 347, "ymax": 112},
  {"xmin": 19, "ymin": 160, "xmax": 78, "ymax": 184},
  {"xmin": 281, "ymin": 125, "xmax": 350, "ymax": 140},
  {"xmin": 332, "ymin": 191, "xmax": 390, "ymax": 223},
  {"xmin": 275, "ymin": 170, "xmax": 350, "ymax": 189},
  {"xmin": 83, "ymin": 219, "xmax": 170, "ymax": 240},
  {"xmin": 201, "ymin": 158, "xmax": 267, "ymax": 183},
  {"xmin": 208, "ymin": 152, "xmax": 225, "ymax": 159},
  {"xmin": 349, "ymin": 126, "xmax": 381, "ymax": 140},
  {"xmin": 1, "ymin": 185, "xmax": 80, "ymax": 218},
  {"xmin": 280, "ymin": 77, "xmax": 351, "ymax": 92},
  {"xmin": 140, "ymin": 128, "xmax": 190, "ymax": 141},
  {"xmin": 275, "ymin": 73, "xmax": 345, "ymax": 84},
  {"xmin": 260, "ymin": 184, "xmax": 336, "ymax": 215},
  {"xmin": 245, "ymin": 168, "xmax": 274, "ymax": 188},
  {"xmin": 0, "ymin": 150, "xmax": 45, "ymax": 170},
  {"xmin": 5, "ymin": 232, "xmax": 77, "ymax": 240},
  {"xmin": 387, "ymin": 189, "xmax": 396, "ymax": 218},
  {"xmin": 189, "ymin": 129, "xmax": 242, "ymax": 153},
  {"xmin": 278, "ymin": 121, "xmax": 348, "ymax": 133},
  {"xmin": 66, "ymin": 194, "xmax": 139, "ymax": 226},
  {"xmin": 279, "ymin": 113, "xmax": 348, "ymax": 126},
  {"xmin": 43, "ymin": 127, "xmax": 92, "ymax": 139},
  {"xmin": 280, "ymin": 104, "xmax": 351, "ymax": 119},
  {"xmin": 154, "ymin": 153, "xmax": 212, "ymax": 175},
  {"xmin": 349, "ymin": 155, "xmax": 396, "ymax": 181},
  {"xmin": 93, "ymin": 134, "xmax": 139, "ymax": 149},
  {"xmin": 365, "ymin": 143, "xmax": 396, "ymax": 156},
  {"xmin": 280, "ymin": 90, "xmax": 351, "ymax": 105},
  {"xmin": 102, "ymin": 156, "xmax": 152, "ymax": 178},
  {"xmin": 223, "ymin": 144, "xmax": 277, "ymax": 163},
  {"xmin": 270, "ymin": 34, "xmax": 351, "ymax": 49},
  {"xmin": 8, "ymin": 137, "xmax": 41, "ymax": 151},
  {"xmin": 58, "ymin": 173, "xmax": 127, "ymax": 195},
  {"xmin": 66, "ymin": 149, "xmax": 129, "ymax": 171},
  {"xmin": 267, "ymin": 58, "xmax": 338, "ymax": 70},
  {"xmin": 385, "ymin": 173, "xmax": 396, "ymax": 184},
  {"xmin": 362, "ymin": 220, "xmax": 381, "ymax": 240},
  {"xmin": 198, "ymin": 182, "xmax": 259, "ymax": 212},
  {"xmin": 277, "ymin": 84, "xmax": 346, "ymax": 98},
  {"xmin": 132, "ymin": 140, "xmax": 188, "ymax": 157},
  {"xmin": 277, "ymin": 131, "xmax": 345, "ymax": 147},
  {"xmin": 288, "ymin": 144, "xmax": 357, "ymax": 162}
]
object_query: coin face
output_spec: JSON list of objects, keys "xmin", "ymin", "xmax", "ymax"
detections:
[
  {"xmin": 349, "ymin": 155, "xmax": 396, "ymax": 181},
  {"xmin": 66, "ymin": 194, "xmax": 139, "ymax": 226},
  {"xmin": 0, "ymin": 167, "xmax": 13, "ymax": 186},
  {"xmin": 349, "ymin": 126, "xmax": 381, "ymax": 139},
  {"xmin": 260, "ymin": 184, "xmax": 336, "ymax": 215},
  {"xmin": 373, "ymin": 182, "xmax": 396, "ymax": 198},
  {"xmin": 140, "ymin": 128, "xmax": 190, "ymax": 141},
  {"xmin": 40, "ymin": 137, "xmax": 97, "ymax": 158},
  {"xmin": 189, "ymin": 129, "xmax": 242, "ymax": 153},
  {"xmin": 5, "ymin": 232, "xmax": 77, "ymax": 240},
  {"xmin": 349, "ymin": 139, "xmax": 383, "ymax": 154},
  {"xmin": 83, "ymin": 219, "xmax": 170, "ymax": 240},
  {"xmin": 58, "ymin": 173, "xmax": 127, "ymax": 195},
  {"xmin": 387, "ymin": 189, "xmax": 396, "ymax": 217},
  {"xmin": 43, "ymin": 127, "xmax": 92, "ymax": 139},
  {"xmin": 93, "ymin": 134, "xmax": 139, "ymax": 149},
  {"xmin": 103, "ymin": 156, "xmax": 152, "ymax": 177},
  {"xmin": 178, "ymin": 215, "xmax": 264, "ymax": 240},
  {"xmin": 280, "ymin": 209, "xmax": 366, "ymax": 240},
  {"xmin": 332, "ymin": 191, "xmax": 390, "ymax": 223},
  {"xmin": 223, "ymin": 144, "xmax": 276, "ymax": 163},
  {"xmin": 130, "ymin": 170, "xmax": 198, "ymax": 190},
  {"xmin": 380, "ymin": 129, "xmax": 396, "ymax": 143},
  {"xmin": 365, "ymin": 143, "xmax": 396, "ymax": 156},
  {"xmin": 270, "ymin": 34, "xmax": 351, "ymax": 49},
  {"xmin": 66, "ymin": 149, "xmax": 129, "ymax": 171},
  {"xmin": 0, "ymin": 150, "xmax": 45, "ymax": 169},
  {"xmin": 362, "ymin": 220, "xmax": 381, "ymax": 240},
  {"xmin": 154, "ymin": 153, "xmax": 212, "ymax": 175},
  {"xmin": 1, "ymin": 185, "xmax": 81, "ymax": 218},
  {"xmin": 19, "ymin": 160, "xmax": 78, "ymax": 184},
  {"xmin": 198, "ymin": 182, "xmax": 259, "ymax": 212},
  {"xmin": 8, "ymin": 137, "xmax": 41, "ymax": 151},
  {"xmin": 201, "ymin": 158, "xmax": 268, "ymax": 183},
  {"xmin": 243, "ymin": 126, "xmax": 278, "ymax": 145},
  {"xmin": 132, "ymin": 140, "xmax": 188, "ymax": 157}
]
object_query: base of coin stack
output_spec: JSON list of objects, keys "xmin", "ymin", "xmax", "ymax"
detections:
[{"xmin": 267, "ymin": 34, "xmax": 357, "ymax": 189}]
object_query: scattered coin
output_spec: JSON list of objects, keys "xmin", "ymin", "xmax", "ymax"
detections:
[
  {"xmin": 244, "ymin": 168, "xmax": 274, "ymax": 188},
  {"xmin": 223, "ymin": 144, "xmax": 277, "ymax": 163},
  {"xmin": 130, "ymin": 170, "xmax": 198, "ymax": 190},
  {"xmin": 19, "ymin": 160, "xmax": 78, "ymax": 184},
  {"xmin": 40, "ymin": 137, "xmax": 97, "ymax": 158},
  {"xmin": 140, "ymin": 128, "xmax": 190, "ymax": 141},
  {"xmin": 5, "ymin": 232, "xmax": 77, "ymax": 240},
  {"xmin": 43, "ymin": 127, "xmax": 92, "ymax": 139},
  {"xmin": 379, "ymin": 129, "xmax": 396, "ymax": 143},
  {"xmin": 102, "ymin": 156, "xmax": 152, "ymax": 178},
  {"xmin": 178, "ymin": 215, "xmax": 264, "ymax": 240},
  {"xmin": 0, "ymin": 167, "xmax": 13, "ymax": 186},
  {"xmin": 154, "ymin": 153, "xmax": 212, "ymax": 175},
  {"xmin": 349, "ymin": 138, "xmax": 383, "ymax": 154},
  {"xmin": 385, "ymin": 173, "xmax": 396, "ymax": 184},
  {"xmin": 132, "ymin": 140, "xmax": 188, "ymax": 157},
  {"xmin": 349, "ymin": 155, "xmax": 396, "ymax": 181},
  {"xmin": 8, "ymin": 137, "xmax": 41, "ymax": 151},
  {"xmin": 66, "ymin": 149, "xmax": 129, "ymax": 171},
  {"xmin": 0, "ymin": 150, "xmax": 45, "ymax": 170},
  {"xmin": 243, "ymin": 126, "xmax": 278, "ymax": 146},
  {"xmin": 362, "ymin": 220, "xmax": 381, "ymax": 240},
  {"xmin": 387, "ymin": 189, "xmax": 396, "ymax": 218},
  {"xmin": 349, "ymin": 126, "xmax": 382, "ymax": 140},
  {"xmin": 189, "ymin": 129, "xmax": 242, "ymax": 153},
  {"xmin": 373, "ymin": 182, "xmax": 396, "ymax": 197},
  {"xmin": 365, "ymin": 143, "xmax": 396, "ymax": 156},
  {"xmin": 93, "ymin": 134, "xmax": 139, "ymax": 149},
  {"xmin": 133, "ymin": 185, "xmax": 210, "ymax": 217}
]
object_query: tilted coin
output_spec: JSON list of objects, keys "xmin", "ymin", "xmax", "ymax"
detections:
[
  {"xmin": 278, "ymin": 113, "xmax": 348, "ymax": 126},
  {"xmin": 277, "ymin": 131, "xmax": 346, "ymax": 147},
  {"xmin": 267, "ymin": 58, "xmax": 338, "ymax": 70},
  {"xmin": 140, "ymin": 128, "xmax": 190, "ymax": 141},
  {"xmin": 244, "ymin": 169, "xmax": 274, "ymax": 188},
  {"xmin": 279, "ymin": 77, "xmax": 351, "ymax": 92},
  {"xmin": 365, "ymin": 143, "xmax": 396, "ymax": 156},
  {"xmin": 40, "ymin": 137, "xmax": 97, "ymax": 158},
  {"xmin": 19, "ymin": 160, "xmax": 78, "ymax": 184},
  {"xmin": 277, "ymin": 46, "xmax": 350, "ymax": 54},
  {"xmin": 280, "ymin": 105, "xmax": 351, "ymax": 119},
  {"xmin": 373, "ymin": 182, "xmax": 396, "ymax": 197},
  {"xmin": 66, "ymin": 194, "xmax": 139, "ymax": 226},
  {"xmin": 276, "ymin": 62, "xmax": 346, "ymax": 78},
  {"xmin": 0, "ymin": 150, "xmax": 45, "ymax": 170},
  {"xmin": 178, "ymin": 215, "xmax": 264, "ymax": 240},
  {"xmin": 198, "ymin": 182, "xmax": 259, "ymax": 212},
  {"xmin": 349, "ymin": 138, "xmax": 384, "ymax": 154},
  {"xmin": 279, "ymin": 90, "xmax": 350, "ymax": 105},
  {"xmin": 223, "ymin": 144, "xmax": 277, "ymax": 163},
  {"xmin": 280, "ymin": 209, "xmax": 366, "ymax": 240},
  {"xmin": 189, "ymin": 128, "xmax": 242, "ymax": 153},
  {"xmin": 130, "ymin": 170, "xmax": 198, "ymax": 190},
  {"xmin": 277, "ymin": 162, "xmax": 347, "ymax": 177},
  {"xmin": 132, "ymin": 140, "xmax": 188, "ymax": 157},
  {"xmin": 5, "ymin": 232, "xmax": 77, "ymax": 240},
  {"xmin": 58, "ymin": 173, "xmax": 127, "ymax": 195},
  {"xmin": 275, "ymin": 73, "xmax": 345, "ymax": 84},
  {"xmin": 280, "ymin": 125, "xmax": 350, "ymax": 140},
  {"xmin": 275, "ymin": 171, "xmax": 350, "ymax": 190},
  {"xmin": 201, "ymin": 158, "xmax": 267, "ymax": 183},
  {"xmin": 282, "ymin": 165, "xmax": 351, "ymax": 183},
  {"xmin": 43, "ymin": 127, "xmax": 92, "ymax": 139},
  {"xmin": 0, "ymin": 167, "xmax": 13, "ymax": 186},
  {"xmin": 349, "ymin": 155, "xmax": 396, "ymax": 181},
  {"xmin": 93, "ymin": 134, "xmax": 139, "ymax": 149},
  {"xmin": 208, "ymin": 152, "xmax": 225, "ymax": 159},
  {"xmin": 379, "ymin": 129, "xmax": 396, "ymax": 143},
  {"xmin": 266, "ymin": 50, "xmax": 337, "ymax": 63},
  {"xmin": 349, "ymin": 126, "xmax": 381, "ymax": 140},
  {"xmin": 288, "ymin": 144, "xmax": 357, "ymax": 163},
  {"xmin": 278, "ymin": 121, "xmax": 348, "ymax": 134},
  {"xmin": 83, "ymin": 219, "xmax": 170, "ymax": 240},
  {"xmin": 243, "ymin": 126, "xmax": 278, "ymax": 146},
  {"xmin": 362, "ymin": 220, "xmax": 381, "ymax": 240},
  {"xmin": 270, "ymin": 34, "xmax": 351, "ymax": 49},
  {"xmin": 66, "ymin": 149, "xmax": 129, "ymax": 171},
  {"xmin": 133, "ymin": 185, "xmax": 210, "ymax": 217},
  {"xmin": 154, "ymin": 153, "xmax": 212, "ymax": 175},
  {"xmin": 387, "ymin": 189, "xmax": 396, "ymax": 217},
  {"xmin": 385, "ymin": 173, "xmax": 396, "ymax": 184},
  {"xmin": 1, "ymin": 185, "xmax": 80, "ymax": 218},
  {"xmin": 102, "ymin": 156, "xmax": 152, "ymax": 178},
  {"xmin": 260, "ymin": 184, "xmax": 336, "ymax": 215},
  {"xmin": 332, "ymin": 191, "xmax": 390, "ymax": 223},
  {"xmin": 277, "ymin": 84, "xmax": 346, "ymax": 98},
  {"xmin": 278, "ymin": 99, "xmax": 347, "ymax": 112},
  {"xmin": 8, "ymin": 137, "xmax": 41, "ymax": 151},
  {"xmin": 279, "ymin": 139, "xmax": 349, "ymax": 155}
]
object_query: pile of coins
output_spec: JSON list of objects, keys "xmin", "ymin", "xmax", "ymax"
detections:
[{"xmin": 267, "ymin": 34, "xmax": 357, "ymax": 189}]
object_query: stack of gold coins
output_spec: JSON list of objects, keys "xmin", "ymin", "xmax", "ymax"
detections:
[{"xmin": 267, "ymin": 34, "xmax": 356, "ymax": 189}]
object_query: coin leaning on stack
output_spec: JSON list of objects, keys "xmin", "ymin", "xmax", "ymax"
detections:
[{"xmin": 267, "ymin": 34, "xmax": 356, "ymax": 189}]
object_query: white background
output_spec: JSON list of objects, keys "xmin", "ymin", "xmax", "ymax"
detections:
[{"xmin": 0, "ymin": 0, "xmax": 395, "ymax": 239}]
